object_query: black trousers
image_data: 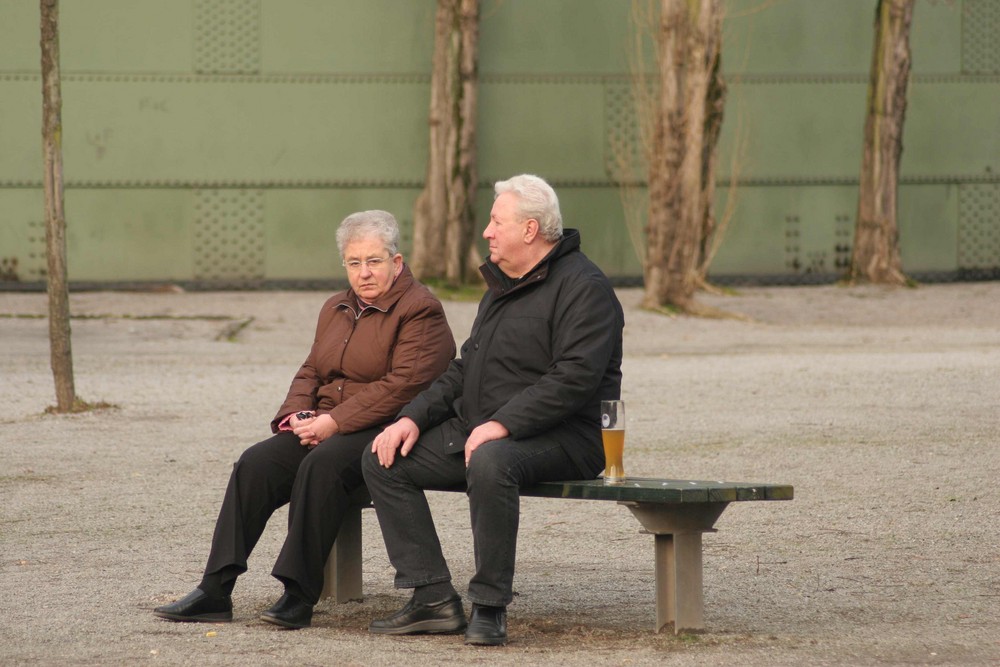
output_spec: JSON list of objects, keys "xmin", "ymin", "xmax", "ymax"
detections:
[
  {"xmin": 202, "ymin": 427, "xmax": 379, "ymax": 605},
  {"xmin": 362, "ymin": 418, "xmax": 600, "ymax": 607}
]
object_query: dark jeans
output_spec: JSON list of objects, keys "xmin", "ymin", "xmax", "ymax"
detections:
[
  {"xmin": 201, "ymin": 427, "xmax": 380, "ymax": 604},
  {"xmin": 361, "ymin": 419, "xmax": 595, "ymax": 607}
]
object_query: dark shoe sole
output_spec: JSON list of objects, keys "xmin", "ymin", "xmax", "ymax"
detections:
[
  {"xmin": 260, "ymin": 613, "xmax": 310, "ymax": 630},
  {"xmin": 153, "ymin": 610, "xmax": 232, "ymax": 623},
  {"xmin": 464, "ymin": 633, "xmax": 508, "ymax": 646},
  {"xmin": 369, "ymin": 617, "xmax": 467, "ymax": 635}
]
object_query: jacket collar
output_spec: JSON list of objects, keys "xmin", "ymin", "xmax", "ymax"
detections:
[
  {"xmin": 480, "ymin": 229, "xmax": 581, "ymax": 297},
  {"xmin": 335, "ymin": 264, "xmax": 414, "ymax": 315}
]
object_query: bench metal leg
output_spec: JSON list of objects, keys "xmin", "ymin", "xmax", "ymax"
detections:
[
  {"xmin": 625, "ymin": 501, "xmax": 728, "ymax": 634},
  {"xmin": 654, "ymin": 531, "xmax": 703, "ymax": 633},
  {"xmin": 320, "ymin": 504, "xmax": 363, "ymax": 602}
]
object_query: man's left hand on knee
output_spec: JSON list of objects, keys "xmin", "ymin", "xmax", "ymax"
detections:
[{"xmin": 465, "ymin": 420, "xmax": 510, "ymax": 466}]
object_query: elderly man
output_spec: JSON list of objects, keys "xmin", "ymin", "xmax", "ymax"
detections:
[{"xmin": 363, "ymin": 174, "xmax": 625, "ymax": 645}]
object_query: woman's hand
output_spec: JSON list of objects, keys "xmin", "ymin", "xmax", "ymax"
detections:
[
  {"xmin": 293, "ymin": 413, "xmax": 338, "ymax": 447},
  {"xmin": 289, "ymin": 411, "xmax": 314, "ymax": 430}
]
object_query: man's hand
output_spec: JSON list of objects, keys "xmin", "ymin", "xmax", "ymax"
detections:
[
  {"xmin": 465, "ymin": 420, "xmax": 509, "ymax": 466},
  {"xmin": 293, "ymin": 413, "xmax": 337, "ymax": 447},
  {"xmin": 371, "ymin": 417, "xmax": 421, "ymax": 468}
]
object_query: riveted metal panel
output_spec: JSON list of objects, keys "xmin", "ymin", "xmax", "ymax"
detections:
[
  {"xmin": 962, "ymin": 0, "xmax": 1000, "ymax": 74},
  {"xmin": 478, "ymin": 81, "xmax": 609, "ymax": 183},
  {"xmin": 0, "ymin": 79, "xmax": 43, "ymax": 183},
  {"xmin": 63, "ymin": 190, "xmax": 195, "ymax": 282},
  {"xmin": 897, "ymin": 184, "xmax": 960, "ymax": 274},
  {"xmin": 725, "ymin": 0, "xmax": 963, "ymax": 77},
  {"xmin": 263, "ymin": 188, "xmax": 422, "ymax": 281},
  {"xmin": 603, "ymin": 81, "xmax": 643, "ymax": 184},
  {"xmin": 555, "ymin": 187, "xmax": 643, "ymax": 280},
  {"xmin": 1, "ymin": 0, "xmax": 998, "ymax": 288},
  {"xmin": 910, "ymin": 0, "xmax": 964, "ymax": 74},
  {"xmin": 0, "ymin": 191, "xmax": 47, "ymax": 284},
  {"xmin": 60, "ymin": 1, "xmax": 195, "ymax": 73},
  {"xmin": 779, "ymin": 212, "xmax": 846, "ymax": 277},
  {"xmin": 902, "ymin": 82, "xmax": 1000, "ymax": 179},
  {"xmin": 0, "ymin": 3, "xmax": 44, "ymax": 71},
  {"xmin": 25, "ymin": 79, "xmax": 428, "ymax": 185},
  {"xmin": 478, "ymin": 0, "xmax": 631, "ymax": 75},
  {"xmin": 709, "ymin": 186, "xmax": 857, "ymax": 279},
  {"xmin": 193, "ymin": 189, "xmax": 265, "ymax": 284},
  {"xmin": 708, "ymin": 183, "xmax": 963, "ymax": 280},
  {"xmin": 723, "ymin": 0, "xmax": 874, "ymax": 75},
  {"xmin": 194, "ymin": 0, "xmax": 261, "ymax": 75},
  {"xmin": 959, "ymin": 184, "xmax": 1000, "ymax": 270},
  {"xmin": 716, "ymin": 82, "xmax": 867, "ymax": 182},
  {"xmin": 260, "ymin": 1, "xmax": 434, "ymax": 74}
]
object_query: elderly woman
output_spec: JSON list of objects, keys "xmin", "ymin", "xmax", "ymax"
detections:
[{"xmin": 154, "ymin": 210, "xmax": 455, "ymax": 629}]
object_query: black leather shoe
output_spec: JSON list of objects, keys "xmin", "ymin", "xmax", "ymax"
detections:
[
  {"xmin": 464, "ymin": 604, "xmax": 507, "ymax": 646},
  {"xmin": 369, "ymin": 596, "xmax": 466, "ymax": 635},
  {"xmin": 154, "ymin": 588, "xmax": 233, "ymax": 623},
  {"xmin": 260, "ymin": 592, "xmax": 313, "ymax": 629}
]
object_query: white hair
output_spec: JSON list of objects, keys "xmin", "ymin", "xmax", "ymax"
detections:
[
  {"xmin": 494, "ymin": 174, "xmax": 563, "ymax": 242},
  {"xmin": 335, "ymin": 210, "xmax": 400, "ymax": 257}
]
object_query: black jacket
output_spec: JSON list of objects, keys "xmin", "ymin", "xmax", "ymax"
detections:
[{"xmin": 399, "ymin": 229, "xmax": 625, "ymax": 477}]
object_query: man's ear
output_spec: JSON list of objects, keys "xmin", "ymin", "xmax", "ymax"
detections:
[{"xmin": 523, "ymin": 218, "xmax": 539, "ymax": 244}]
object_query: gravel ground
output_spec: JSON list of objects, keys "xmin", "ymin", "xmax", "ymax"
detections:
[{"xmin": 1, "ymin": 282, "xmax": 998, "ymax": 666}]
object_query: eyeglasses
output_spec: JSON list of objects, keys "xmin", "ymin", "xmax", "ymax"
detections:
[{"xmin": 343, "ymin": 256, "xmax": 392, "ymax": 272}]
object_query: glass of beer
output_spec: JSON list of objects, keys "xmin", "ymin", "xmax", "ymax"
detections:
[{"xmin": 601, "ymin": 400, "xmax": 625, "ymax": 485}]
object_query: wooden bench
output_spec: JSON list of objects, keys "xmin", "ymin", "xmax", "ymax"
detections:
[{"xmin": 321, "ymin": 477, "xmax": 793, "ymax": 634}]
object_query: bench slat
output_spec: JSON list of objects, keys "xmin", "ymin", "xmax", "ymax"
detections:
[{"xmin": 521, "ymin": 477, "xmax": 793, "ymax": 504}]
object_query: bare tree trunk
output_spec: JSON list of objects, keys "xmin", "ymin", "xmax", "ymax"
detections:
[
  {"xmin": 696, "ymin": 38, "xmax": 726, "ymax": 282},
  {"xmin": 643, "ymin": 0, "xmax": 724, "ymax": 311},
  {"xmin": 411, "ymin": 0, "xmax": 481, "ymax": 285},
  {"xmin": 849, "ymin": 0, "xmax": 914, "ymax": 286},
  {"xmin": 40, "ymin": 0, "xmax": 76, "ymax": 412},
  {"xmin": 410, "ymin": 4, "xmax": 450, "ymax": 279}
]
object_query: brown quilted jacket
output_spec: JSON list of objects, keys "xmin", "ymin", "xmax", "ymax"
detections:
[{"xmin": 271, "ymin": 265, "xmax": 456, "ymax": 434}]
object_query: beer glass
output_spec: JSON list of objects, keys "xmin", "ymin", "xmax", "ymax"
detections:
[{"xmin": 600, "ymin": 400, "xmax": 626, "ymax": 484}]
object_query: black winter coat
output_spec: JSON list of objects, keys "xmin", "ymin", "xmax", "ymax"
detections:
[{"xmin": 399, "ymin": 229, "xmax": 625, "ymax": 477}]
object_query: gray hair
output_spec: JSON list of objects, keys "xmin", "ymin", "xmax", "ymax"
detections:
[
  {"xmin": 335, "ymin": 210, "xmax": 400, "ymax": 257},
  {"xmin": 494, "ymin": 174, "xmax": 563, "ymax": 242}
]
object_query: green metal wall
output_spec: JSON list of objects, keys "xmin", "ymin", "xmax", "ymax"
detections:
[{"xmin": 0, "ymin": 0, "xmax": 997, "ymax": 288}]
